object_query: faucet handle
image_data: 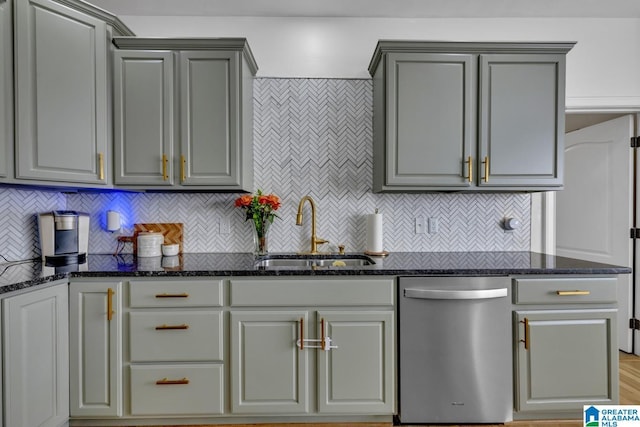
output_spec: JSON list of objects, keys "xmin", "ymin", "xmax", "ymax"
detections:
[
  {"xmin": 316, "ymin": 237, "xmax": 329, "ymax": 245},
  {"xmin": 338, "ymin": 244, "xmax": 345, "ymax": 255}
]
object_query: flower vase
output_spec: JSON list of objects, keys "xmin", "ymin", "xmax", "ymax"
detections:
[{"xmin": 252, "ymin": 220, "xmax": 270, "ymax": 255}]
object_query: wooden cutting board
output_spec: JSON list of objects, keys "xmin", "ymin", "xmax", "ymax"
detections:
[{"xmin": 133, "ymin": 223, "xmax": 183, "ymax": 254}]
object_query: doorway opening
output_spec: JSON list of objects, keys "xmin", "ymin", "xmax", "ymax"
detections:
[{"xmin": 535, "ymin": 112, "xmax": 639, "ymax": 355}]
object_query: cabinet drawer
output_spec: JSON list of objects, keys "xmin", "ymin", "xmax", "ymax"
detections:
[
  {"xmin": 513, "ymin": 277, "xmax": 617, "ymax": 304},
  {"xmin": 130, "ymin": 364, "xmax": 224, "ymax": 415},
  {"xmin": 129, "ymin": 280, "xmax": 223, "ymax": 307},
  {"xmin": 230, "ymin": 278, "xmax": 394, "ymax": 306},
  {"xmin": 129, "ymin": 311, "xmax": 223, "ymax": 362}
]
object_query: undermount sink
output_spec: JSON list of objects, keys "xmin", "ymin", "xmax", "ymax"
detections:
[{"xmin": 254, "ymin": 255, "xmax": 375, "ymax": 269}]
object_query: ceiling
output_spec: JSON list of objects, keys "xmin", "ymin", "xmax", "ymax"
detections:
[{"xmin": 90, "ymin": 0, "xmax": 640, "ymax": 19}]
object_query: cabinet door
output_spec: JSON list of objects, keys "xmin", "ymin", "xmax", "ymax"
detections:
[
  {"xmin": 14, "ymin": 0, "xmax": 109, "ymax": 184},
  {"xmin": 230, "ymin": 310, "xmax": 310, "ymax": 414},
  {"xmin": 113, "ymin": 50, "xmax": 175, "ymax": 185},
  {"xmin": 3, "ymin": 283, "xmax": 69, "ymax": 427},
  {"xmin": 514, "ymin": 309, "xmax": 618, "ymax": 412},
  {"xmin": 0, "ymin": 0, "xmax": 12, "ymax": 179},
  {"xmin": 317, "ymin": 310, "xmax": 394, "ymax": 414},
  {"xmin": 69, "ymin": 281, "xmax": 123, "ymax": 416},
  {"xmin": 179, "ymin": 51, "xmax": 242, "ymax": 187},
  {"xmin": 478, "ymin": 54, "xmax": 565, "ymax": 187},
  {"xmin": 380, "ymin": 53, "xmax": 474, "ymax": 189}
]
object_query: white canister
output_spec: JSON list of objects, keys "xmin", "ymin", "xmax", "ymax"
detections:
[
  {"xmin": 137, "ymin": 232, "xmax": 164, "ymax": 257},
  {"xmin": 161, "ymin": 243, "xmax": 179, "ymax": 256}
]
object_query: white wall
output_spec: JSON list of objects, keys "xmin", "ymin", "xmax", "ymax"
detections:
[{"xmin": 122, "ymin": 16, "xmax": 640, "ymax": 111}]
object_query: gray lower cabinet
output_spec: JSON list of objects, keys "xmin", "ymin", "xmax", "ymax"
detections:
[
  {"xmin": 113, "ymin": 38, "xmax": 258, "ymax": 191},
  {"xmin": 369, "ymin": 41, "xmax": 574, "ymax": 192},
  {"xmin": 13, "ymin": 0, "xmax": 132, "ymax": 186},
  {"xmin": 512, "ymin": 276, "xmax": 619, "ymax": 417},
  {"xmin": 129, "ymin": 364, "xmax": 224, "ymax": 416},
  {"xmin": 67, "ymin": 276, "xmax": 394, "ymax": 423},
  {"xmin": 3, "ymin": 282, "xmax": 69, "ymax": 427},
  {"xmin": 230, "ymin": 310, "xmax": 311, "ymax": 414},
  {"xmin": 317, "ymin": 310, "xmax": 394, "ymax": 414},
  {"xmin": 127, "ymin": 278, "xmax": 225, "ymax": 416},
  {"xmin": 69, "ymin": 280, "xmax": 123, "ymax": 417},
  {"xmin": 0, "ymin": 0, "xmax": 12, "ymax": 180},
  {"xmin": 230, "ymin": 277, "xmax": 395, "ymax": 416}
]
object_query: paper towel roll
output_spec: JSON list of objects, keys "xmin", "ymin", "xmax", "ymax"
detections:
[
  {"xmin": 365, "ymin": 211, "xmax": 383, "ymax": 253},
  {"xmin": 106, "ymin": 210, "xmax": 120, "ymax": 232}
]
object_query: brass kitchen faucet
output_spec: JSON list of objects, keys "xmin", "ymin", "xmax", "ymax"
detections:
[{"xmin": 295, "ymin": 195, "xmax": 328, "ymax": 254}]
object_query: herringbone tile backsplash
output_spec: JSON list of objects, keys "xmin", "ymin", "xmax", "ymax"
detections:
[
  {"xmin": 0, "ymin": 78, "xmax": 530, "ymax": 259},
  {"xmin": 0, "ymin": 187, "xmax": 66, "ymax": 261}
]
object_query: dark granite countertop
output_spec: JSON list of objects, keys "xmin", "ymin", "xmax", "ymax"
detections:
[{"xmin": 0, "ymin": 251, "xmax": 631, "ymax": 296}]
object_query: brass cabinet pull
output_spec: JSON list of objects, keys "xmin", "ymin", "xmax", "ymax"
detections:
[
  {"xmin": 181, "ymin": 155, "xmax": 186, "ymax": 182},
  {"xmin": 107, "ymin": 288, "xmax": 114, "ymax": 321},
  {"xmin": 98, "ymin": 153, "xmax": 105, "ymax": 180},
  {"xmin": 155, "ymin": 293, "xmax": 189, "ymax": 298},
  {"xmin": 155, "ymin": 324, "xmax": 189, "ymax": 330},
  {"xmin": 466, "ymin": 156, "xmax": 473, "ymax": 182},
  {"xmin": 296, "ymin": 317, "xmax": 338, "ymax": 351},
  {"xmin": 520, "ymin": 318, "xmax": 530, "ymax": 350},
  {"xmin": 156, "ymin": 377, "xmax": 189, "ymax": 385},
  {"xmin": 482, "ymin": 156, "xmax": 489, "ymax": 182},
  {"xmin": 556, "ymin": 290, "xmax": 591, "ymax": 296},
  {"xmin": 162, "ymin": 154, "xmax": 169, "ymax": 180},
  {"xmin": 299, "ymin": 317, "xmax": 304, "ymax": 350}
]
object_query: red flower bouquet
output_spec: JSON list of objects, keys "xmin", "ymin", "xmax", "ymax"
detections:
[{"xmin": 235, "ymin": 190, "xmax": 281, "ymax": 254}]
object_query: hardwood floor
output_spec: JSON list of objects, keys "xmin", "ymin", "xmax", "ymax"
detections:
[
  {"xmin": 620, "ymin": 351, "xmax": 640, "ymax": 405},
  {"xmin": 104, "ymin": 352, "xmax": 640, "ymax": 427}
]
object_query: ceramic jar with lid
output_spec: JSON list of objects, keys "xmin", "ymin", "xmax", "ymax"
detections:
[{"xmin": 137, "ymin": 232, "xmax": 164, "ymax": 257}]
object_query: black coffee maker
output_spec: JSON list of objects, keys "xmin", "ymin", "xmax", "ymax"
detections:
[{"xmin": 38, "ymin": 211, "xmax": 89, "ymax": 266}]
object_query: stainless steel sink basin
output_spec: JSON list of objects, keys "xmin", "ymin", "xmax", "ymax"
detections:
[
  {"xmin": 310, "ymin": 258, "xmax": 373, "ymax": 267},
  {"xmin": 254, "ymin": 255, "xmax": 375, "ymax": 269},
  {"xmin": 255, "ymin": 259, "xmax": 313, "ymax": 268}
]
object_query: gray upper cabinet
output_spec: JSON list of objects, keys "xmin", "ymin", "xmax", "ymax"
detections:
[
  {"xmin": 113, "ymin": 38, "xmax": 258, "ymax": 191},
  {"xmin": 13, "ymin": 0, "xmax": 133, "ymax": 186},
  {"xmin": 180, "ymin": 50, "xmax": 242, "ymax": 187},
  {"xmin": 369, "ymin": 41, "xmax": 574, "ymax": 192},
  {"xmin": 113, "ymin": 50, "xmax": 175, "ymax": 185},
  {"xmin": 377, "ymin": 52, "xmax": 475, "ymax": 189},
  {"xmin": 478, "ymin": 54, "xmax": 565, "ymax": 188},
  {"xmin": 0, "ymin": 0, "xmax": 12, "ymax": 181}
]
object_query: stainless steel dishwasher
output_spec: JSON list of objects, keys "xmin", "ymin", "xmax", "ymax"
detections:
[{"xmin": 398, "ymin": 276, "xmax": 512, "ymax": 424}]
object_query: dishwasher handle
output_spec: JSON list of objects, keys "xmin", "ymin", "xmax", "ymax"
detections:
[{"xmin": 404, "ymin": 287, "xmax": 508, "ymax": 300}]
